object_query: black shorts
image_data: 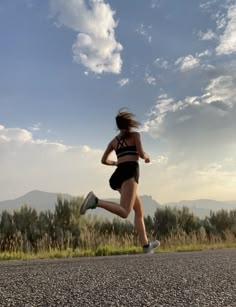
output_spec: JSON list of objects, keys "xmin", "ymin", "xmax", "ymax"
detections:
[{"xmin": 109, "ymin": 161, "xmax": 139, "ymax": 191}]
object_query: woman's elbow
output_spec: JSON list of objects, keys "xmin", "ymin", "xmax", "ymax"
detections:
[{"xmin": 101, "ymin": 158, "xmax": 106, "ymax": 165}]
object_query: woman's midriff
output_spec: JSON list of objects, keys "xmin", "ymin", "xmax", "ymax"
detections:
[{"xmin": 117, "ymin": 155, "xmax": 139, "ymax": 165}]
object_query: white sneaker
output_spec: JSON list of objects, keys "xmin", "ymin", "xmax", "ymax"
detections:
[
  {"xmin": 143, "ymin": 240, "xmax": 160, "ymax": 253},
  {"xmin": 80, "ymin": 191, "xmax": 97, "ymax": 215}
]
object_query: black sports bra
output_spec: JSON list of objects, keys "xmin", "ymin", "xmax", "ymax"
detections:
[{"xmin": 115, "ymin": 136, "xmax": 138, "ymax": 158}]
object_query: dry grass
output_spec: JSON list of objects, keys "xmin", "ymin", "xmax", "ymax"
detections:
[{"xmin": 0, "ymin": 227, "xmax": 235, "ymax": 261}]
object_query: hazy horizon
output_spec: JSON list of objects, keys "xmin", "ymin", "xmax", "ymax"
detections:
[
  {"xmin": 1, "ymin": 0, "xmax": 236, "ymax": 203},
  {"xmin": 1, "ymin": 189, "xmax": 236, "ymax": 205}
]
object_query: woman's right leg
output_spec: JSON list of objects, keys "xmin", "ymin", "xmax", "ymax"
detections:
[
  {"xmin": 133, "ymin": 196, "xmax": 148, "ymax": 246},
  {"xmin": 133, "ymin": 196, "xmax": 161, "ymax": 252}
]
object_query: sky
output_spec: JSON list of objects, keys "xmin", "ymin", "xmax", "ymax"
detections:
[{"xmin": 1, "ymin": 0, "xmax": 236, "ymax": 203}]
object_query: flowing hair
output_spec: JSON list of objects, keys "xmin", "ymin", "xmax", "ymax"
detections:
[{"xmin": 116, "ymin": 108, "xmax": 140, "ymax": 138}]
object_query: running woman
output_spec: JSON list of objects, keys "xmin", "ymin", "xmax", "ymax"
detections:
[{"xmin": 80, "ymin": 109, "xmax": 160, "ymax": 253}]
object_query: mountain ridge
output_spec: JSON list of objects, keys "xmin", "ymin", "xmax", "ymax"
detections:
[
  {"xmin": 0, "ymin": 190, "xmax": 236, "ymax": 220},
  {"xmin": 0, "ymin": 191, "xmax": 160, "ymax": 221}
]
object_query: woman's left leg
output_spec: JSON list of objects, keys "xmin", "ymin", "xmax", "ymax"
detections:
[{"xmin": 96, "ymin": 178, "xmax": 137, "ymax": 218}]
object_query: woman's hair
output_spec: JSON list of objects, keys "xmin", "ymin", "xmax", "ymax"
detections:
[{"xmin": 116, "ymin": 108, "xmax": 140, "ymax": 134}]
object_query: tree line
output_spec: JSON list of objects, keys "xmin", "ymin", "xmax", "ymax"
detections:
[{"xmin": 0, "ymin": 196, "xmax": 235, "ymax": 253}]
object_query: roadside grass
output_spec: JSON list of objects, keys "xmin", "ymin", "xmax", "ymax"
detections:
[
  {"xmin": 1, "ymin": 242, "xmax": 236, "ymax": 261},
  {"xmin": 1, "ymin": 227, "xmax": 235, "ymax": 261}
]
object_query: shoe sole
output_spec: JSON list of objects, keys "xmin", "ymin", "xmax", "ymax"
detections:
[
  {"xmin": 80, "ymin": 191, "xmax": 93, "ymax": 215},
  {"xmin": 143, "ymin": 241, "xmax": 161, "ymax": 254}
]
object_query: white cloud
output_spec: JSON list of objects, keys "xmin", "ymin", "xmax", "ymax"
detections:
[
  {"xmin": 215, "ymin": 12, "xmax": 227, "ymax": 30},
  {"xmin": 81, "ymin": 145, "xmax": 91, "ymax": 153},
  {"xmin": 175, "ymin": 55, "xmax": 200, "ymax": 72},
  {"xmin": 29, "ymin": 122, "xmax": 42, "ymax": 131},
  {"xmin": 0, "ymin": 125, "xmax": 71, "ymax": 152},
  {"xmin": 0, "ymin": 126, "xmax": 33, "ymax": 145},
  {"xmin": 143, "ymin": 70, "xmax": 236, "ymax": 138},
  {"xmin": 153, "ymin": 58, "xmax": 169, "ymax": 69},
  {"xmin": 0, "ymin": 124, "xmax": 112, "ymax": 201},
  {"xmin": 151, "ymin": 0, "xmax": 160, "ymax": 9},
  {"xmin": 202, "ymin": 75, "xmax": 236, "ymax": 107},
  {"xmin": 140, "ymin": 70, "xmax": 236, "ymax": 201},
  {"xmin": 49, "ymin": 0, "xmax": 123, "ymax": 74},
  {"xmin": 117, "ymin": 78, "xmax": 129, "ymax": 87},
  {"xmin": 199, "ymin": 1, "xmax": 219, "ymax": 10},
  {"xmin": 136, "ymin": 23, "xmax": 152, "ymax": 43},
  {"xmin": 142, "ymin": 62, "xmax": 236, "ymax": 169},
  {"xmin": 144, "ymin": 73, "xmax": 156, "ymax": 86},
  {"xmin": 197, "ymin": 49, "xmax": 212, "ymax": 57},
  {"xmin": 141, "ymin": 94, "xmax": 184, "ymax": 136},
  {"xmin": 140, "ymin": 156, "xmax": 236, "ymax": 202},
  {"xmin": 198, "ymin": 29, "xmax": 217, "ymax": 40},
  {"xmin": 152, "ymin": 155, "xmax": 168, "ymax": 165},
  {"xmin": 216, "ymin": 4, "xmax": 236, "ymax": 55}
]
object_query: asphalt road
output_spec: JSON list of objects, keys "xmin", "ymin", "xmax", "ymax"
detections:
[{"xmin": 0, "ymin": 249, "xmax": 235, "ymax": 307}]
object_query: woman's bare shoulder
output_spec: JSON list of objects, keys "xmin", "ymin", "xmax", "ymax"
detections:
[
  {"xmin": 131, "ymin": 131, "xmax": 140, "ymax": 139},
  {"xmin": 109, "ymin": 136, "xmax": 118, "ymax": 147},
  {"xmin": 132, "ymin": 131, "xmax": 140, "ymax": 135}
]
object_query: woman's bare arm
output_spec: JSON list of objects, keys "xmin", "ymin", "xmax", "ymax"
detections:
[
  {"xmin": 101, "ymin": 141, "xmax": 117, "ymax": 166},
  {"xmin": 134, "ymin": 132, "xmax": 150, "ymax": 163}
]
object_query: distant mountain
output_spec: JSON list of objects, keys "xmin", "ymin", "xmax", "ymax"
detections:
[
  {"xmin": 0, "ymin": 191, "xmax": 160, "ymax": 221},
  {"xmin": 1, "ymin": 191, "xmax": 235, "ymax": 220},
  {"xmin": 0, "ymin": 190, "xmax": 73, "ymax": 213},
  {"xmin": 163, "ymin": 199, "xmax": 236, "ymax": 218}
]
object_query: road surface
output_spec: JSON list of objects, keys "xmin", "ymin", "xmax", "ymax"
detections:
[{"xmin": 0, "ymin": 249, "xmax": 235, "ymax": 306}]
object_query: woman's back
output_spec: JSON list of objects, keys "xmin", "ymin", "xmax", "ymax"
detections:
[{"xmin": 113, "ymin": 132, "xmax": 139, "ymax": 164}]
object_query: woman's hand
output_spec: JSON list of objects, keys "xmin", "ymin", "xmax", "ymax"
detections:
[
  {"xmin": 102, "ymin": 160, "xmax": 117, "ymax": 166},
  {"xmin": 144, "ymin": 153, "xmax": 150, "ymax": 163}
]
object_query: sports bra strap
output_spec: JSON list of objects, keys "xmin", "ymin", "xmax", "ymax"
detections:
[{"xmin": 116, "ymin": 136, "xmax": 128, "ymax": 150}]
